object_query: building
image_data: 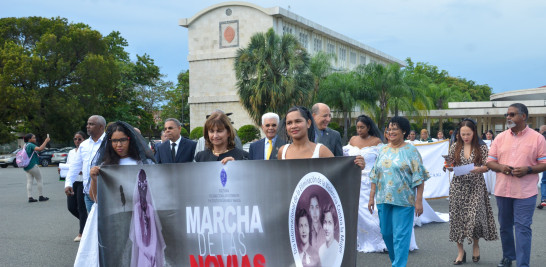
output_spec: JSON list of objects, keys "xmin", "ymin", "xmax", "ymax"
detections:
[
  {"xmin": 417, "ymin": 86, "xmax": 546, "ymax": 134},
  {"xmin": 179, "ymin": 1, "xmax": 404, "ymax": 130}
]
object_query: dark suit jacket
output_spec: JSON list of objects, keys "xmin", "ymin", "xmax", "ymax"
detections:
[
  {"xmin": 316, "ymin": 127, "xmax": 343, "ymax": 157},
  {"xmin": 155, "ymin": 137, "xmax": 197, "ymax": 163},
  {"xmin": 248, "ymin": 137, "xmax": 285, "ymax": 160}
]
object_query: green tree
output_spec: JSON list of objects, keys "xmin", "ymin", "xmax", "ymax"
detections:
[
  {"xmin": 234, "ymin": 28, "xmax": 313, "ymax": 126},
  {"xmin": 237, "ymin": 125, "xmax": 260, "ymax": 144},
  {"xmin": 162, "ymin": 70, "xmax": 190, "ymax": 128},
  {"xmin": 309, "ymin": 51, "xmax": 334, "ymax": 102},
  {"xmin": 317, "ymin": 71, "xmax": 363, "ymax": 143},
  {"xmin": 0, "ymin": 17, "xmax": 122, "ymax": 143}
]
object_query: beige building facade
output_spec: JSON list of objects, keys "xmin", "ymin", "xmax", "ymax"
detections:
[{"xmin": 179, "ymin": 1, "xmax": 404, "ymax": 131}]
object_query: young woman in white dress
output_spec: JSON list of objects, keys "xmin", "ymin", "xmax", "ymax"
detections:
[{"xmin": 343, "ymin": 115, "xmax": 418, "ymax": 252}]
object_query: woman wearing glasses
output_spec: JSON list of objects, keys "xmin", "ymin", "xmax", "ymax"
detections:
[
  {"xmin": 368, "ymin": 116, "xmax": 429, "ymax": 267},
  {"xmin": 65, "ymin": 131, "xmax": 87, "ymax": 242},
  {"xmin": 84, "ymin": 121, "xmax": 162, "ymax": 266},
  {"xmin": 445, "ymin": 119, "xmax": 497, "ymax": 264}
]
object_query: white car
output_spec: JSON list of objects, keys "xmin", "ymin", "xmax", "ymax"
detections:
[{"xmin": 0, "ymin": 148, "xmax": 21, "ymax": 168}]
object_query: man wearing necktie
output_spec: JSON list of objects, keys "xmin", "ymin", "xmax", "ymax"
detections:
[
  {"xmin": 249, "ymin": 113, "xmax": 285, "ymax": 160},
  {"xmin": 312, "ymin": 103, "xmax": 343, "ymax": 157},
  {"xmin": 155, "ymin": 118, "xmax": 196, "ymax": 164}
]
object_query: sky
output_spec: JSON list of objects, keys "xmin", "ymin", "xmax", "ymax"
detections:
[{"xmin": 4, "ymin": 0, "xmax": 546, "ymax": 94}]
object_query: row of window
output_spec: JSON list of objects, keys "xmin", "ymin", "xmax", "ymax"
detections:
[{"xmin": 283, "ymin": 22, "xmax": 378, "ymax": 69}]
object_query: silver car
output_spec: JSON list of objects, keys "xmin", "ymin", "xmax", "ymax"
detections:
[
  {"xmin": 0, "ymin": 148, "xmax": 21, "ymax": 168},
  {"xmin": 51, "ymin": 147, "xmax": 73, "ymax": 164}
]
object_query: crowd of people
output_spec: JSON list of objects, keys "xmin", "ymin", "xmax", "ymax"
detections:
[{"xmin": 19, "ymin": 102, "xmax": 546, "ymax": 267}]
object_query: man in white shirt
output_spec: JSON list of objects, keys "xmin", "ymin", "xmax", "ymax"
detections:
[{"xmin": 64, "ymin": 115, "xmax": 106, "ymax": 213}]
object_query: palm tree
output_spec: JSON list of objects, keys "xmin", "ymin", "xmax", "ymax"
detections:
[
  {"xmin": 234, "ymin": 28, "xmax": 313, "ymax": 125},
  {"xmin": 309, "ymin": 51, "xmax": 334, "ymax": 102},
  {"xmin": 317, "ymin": 71, "xmax": 363, "ymax": 143}
]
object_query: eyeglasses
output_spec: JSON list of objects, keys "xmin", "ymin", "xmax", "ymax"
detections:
[
  {"xmin": 385, "ymin": 128, "xmax": 400, "ymax": 132},
  {"xmin": 504, "ymin": 112, "xmax": 519, "ymax": 118},
  {"xmin": 110, "ymin": 137, "xmax": 130, "ymax": 145},
  {"xmin": 73, "ymin": 138, "xmax": 83, "ymax": 141},
  {"xmin": 264, "ymin": 124, "xmax": 277, "ymax": 128}
]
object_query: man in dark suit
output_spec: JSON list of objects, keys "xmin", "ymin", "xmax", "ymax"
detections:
[
  {"xmin": 312, "ymin": 103, "xmax": 343, "ymax": 156},
  {"xmin": 155, "ymin": 118, "xmax": 196, "ymax": 163},
  {"xmin": 249, "ymin": 113, "xmax": 285, "ymax": 160}
]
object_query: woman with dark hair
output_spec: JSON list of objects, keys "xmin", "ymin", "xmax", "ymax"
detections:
[
  {"xmin": 277, "ymin": 106, "xmax": 334, "ymax": 159},
  {"xmin": 65, "ymin": 131, "xmax": 87, "ymax": 242},
  {"xmin": 343, "ymin": 115, "xmax": 386, "ymax": 252},
  {"xmin": 23, "ymin": 133, "xmax": 50, "ymax": 203},
  {"xmin": 194, "ymin": 112, "xmax": 249, "ymax": 162},
  {"xmin": 296, "ymin": 208, "xmax": 320, "ymax": 267},
  {"xmin": 485, "ymin": 130, "xmax": 495, "ymax": 141},
  {"xmin": 82, "ymin": 121, "xmax": 162, "ymax": 266},
  {"xmin": 318, "ymin": 203, "xmax": 340, "ymax": 267},
  {"xmin": 368, "ymin": 116, "xmax": 429, "ymax": 266},
  {"xmin": 445, "ymin": 119, "xmax": 498, "ymax": 264}
]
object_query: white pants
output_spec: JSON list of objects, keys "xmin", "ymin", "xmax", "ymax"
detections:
[{"xmin": 25, "ymin": 165, "xmax": 43, "ymax": 198}]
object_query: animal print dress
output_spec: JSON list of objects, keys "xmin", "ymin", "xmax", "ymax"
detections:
[{"xmin": 448, "ymin": 143, "xmax": 498, "ymax": 244}]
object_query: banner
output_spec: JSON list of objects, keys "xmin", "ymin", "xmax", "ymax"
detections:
[
  {"xmin": 97, "ymin": 157, "xmax": 361, "ymax": 267},
  {"xmin": 414, "ymin": 140, "xmax": 450, "ymax": 198}
]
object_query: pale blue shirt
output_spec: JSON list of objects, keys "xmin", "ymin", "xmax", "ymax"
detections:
[
  {"xmin": 370, "ymin": 143, "xmax": 429, "ymax": 207},
  {"xmin": 66, "ymin": 133, "xmax": 106, "ymax": 194},
  {"xmin": 263, "ymin": 136, "xmax": 277, "ymax": 160}
]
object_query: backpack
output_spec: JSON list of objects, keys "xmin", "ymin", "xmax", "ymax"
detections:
[{"xmin": 16, "ymin": 144, "xmax": 36, "ymax": 168}]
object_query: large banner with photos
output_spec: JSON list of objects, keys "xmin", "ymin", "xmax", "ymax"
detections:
[{"xmin": 97, "ymin": 157, "xmax": 361, "ymax": 266}]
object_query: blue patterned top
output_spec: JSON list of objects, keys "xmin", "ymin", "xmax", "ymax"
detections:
[{"xmin": 370, "ymin": 143, "xmax": 429, "ymax": 207}]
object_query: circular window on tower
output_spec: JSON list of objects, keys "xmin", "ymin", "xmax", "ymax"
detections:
[{"xmin": 226, "ymin": 8, "xmax": 232, "ymax": 16}]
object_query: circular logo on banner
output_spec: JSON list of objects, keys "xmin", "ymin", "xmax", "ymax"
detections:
[{"xmin": 289, "ymin": 172, "xmax": 345, "ymax": 267}]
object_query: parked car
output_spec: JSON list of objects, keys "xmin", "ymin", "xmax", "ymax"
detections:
[
  {"xmin": 0, "ymin": 148, "xmax": 21, "ymax": 168},
  {"xmin": 51, "ymin": 147, "xmax": 74, "ymax": 164},
  {"xmin": 38, "ymin": 148, "xmax": 59, "ymax": 167}
]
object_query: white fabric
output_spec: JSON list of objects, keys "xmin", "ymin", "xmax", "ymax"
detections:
[
  {"xmin": 413, "ymin": 140, "xmax": 451, "ymax": 198},
  {"xmin": 63, "ymin": 149, "xmax": 82, "ymax": 188},
  {"xmin": 343, "ymin": 144, "xmax": 419, "ymax": 252},
  {"xmin": 66, "ymin": 133, "xmax": 106, "ymax": 193},
  {"xmin": 74, "ymin": 203, "xmax": 99, "ymax": 267},
  {"xmin": 119, "ymin": 157, "xmax": 138, "ymax": 165},
  {"xmin": 281, "ymin": 143, "xmax": 322, "ymax": 159}
]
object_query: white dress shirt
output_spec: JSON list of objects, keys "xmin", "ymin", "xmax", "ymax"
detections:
[
  {"xmin": 263, "ymin": 136, "xmax": 277, "ymax": 159},
  {"xmin": 170, "ymin": 136, "xmax": 182, "ymax": 157},
  {"xmin": 66, "ymin": 133, "xmax": 106, "ymax": 194},
  {"xmin": 64, "ymin": 148, "xmax": 83, "ymax": 188}
]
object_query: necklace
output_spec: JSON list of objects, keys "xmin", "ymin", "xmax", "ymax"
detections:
[{"xmin": 212, "ymin": 149, "xmax": 229, "ymax": 155}]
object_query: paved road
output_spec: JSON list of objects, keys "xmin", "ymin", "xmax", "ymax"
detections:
[{"xmin": 1, "ymin": 166, "xmax": 546, "ymax": 266}]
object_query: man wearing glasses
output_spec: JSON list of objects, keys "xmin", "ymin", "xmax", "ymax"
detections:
[
  {"xmin": 486, "ymin": 103, "xmax": 546, "ymax": 267},
  {"xmin": 155, "ymin": 118, "xmax": 196, "ymax": 164},
  {"xmin": 249, "ymin": 112, "xmax": 285, "ymax": 160},
  {"xmin": 65, "ymin": 115, "xmax": 107, "ymax": 213}
]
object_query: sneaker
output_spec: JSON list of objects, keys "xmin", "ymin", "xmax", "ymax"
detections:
[
  {"xmin": 74, "ymin": 235, "xmax": 82, "ymax": 242},
  {"xmin": 538, "ymin": 204, "xmax": 543, "ymax": 209},
  {"xmin": 38, "ymin": 196, "xmax": 49, "ymax": 202},
  {"xmin": 541, "ymin": 201, "xmax": 546, "ymax": 207},
  {"xmin": 28, "ymin": 197, "xmax": 37, "ymax": 203}
]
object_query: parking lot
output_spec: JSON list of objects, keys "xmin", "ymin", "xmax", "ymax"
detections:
[{"xmin": 2, "ymin": 165, "xmax": 546, "ymax": 266}]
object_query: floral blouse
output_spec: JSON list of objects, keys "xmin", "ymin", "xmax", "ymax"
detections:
[{"xmin": 370, "ymin": 144, "xmax": 430, "ymax": 207}]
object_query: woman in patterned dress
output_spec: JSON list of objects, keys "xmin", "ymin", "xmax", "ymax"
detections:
[{"xmin": 446, "ymin": 119, "xmax": 498, "ymax": 264}]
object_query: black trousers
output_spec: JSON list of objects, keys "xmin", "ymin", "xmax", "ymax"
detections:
[{"xmin": 67, "ymin": 181, "xmax": 87, "ymax": 234}]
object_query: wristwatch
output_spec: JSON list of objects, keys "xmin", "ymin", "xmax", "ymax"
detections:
[{"xmin": 527, "ymin": 166, "xmax": 533, "ymax": 174}]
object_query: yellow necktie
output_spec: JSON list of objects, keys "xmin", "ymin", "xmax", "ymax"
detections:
[{"xmin": 266, "ymin": 139, "xmax": 273, "ymax": 160}]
